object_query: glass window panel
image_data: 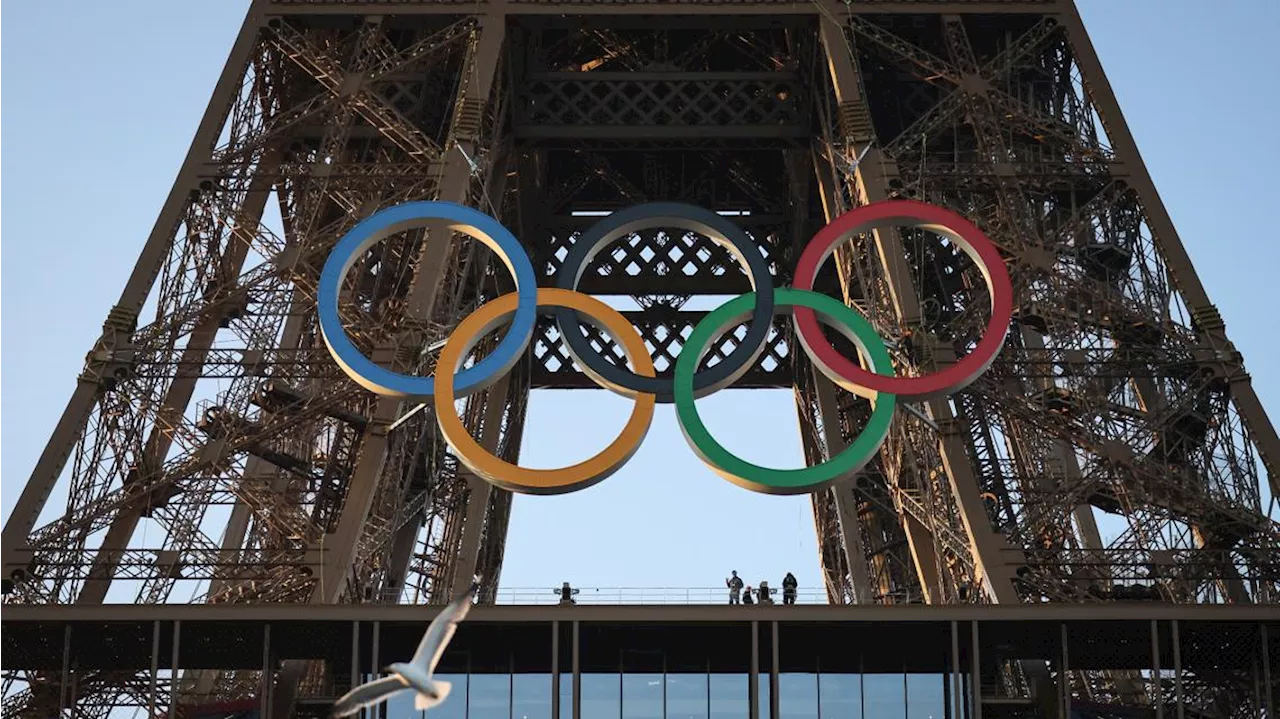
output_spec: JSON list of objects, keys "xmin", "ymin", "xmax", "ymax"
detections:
[
  {"xmin": 559, "ymin": 673, "xmax": 573, "ymax": 719},
  {"xmin": 906, "ymin": 674, "xmax": 946, "ymax": 719},
  {"xmin": 383, "ymin": 674, "xmax": 468, "ymax": 719},
  {"xmin": 470, "ymin": 674, "xmax": 512, "ymax": 719},
  {"xmin": 862, "ymin": 675, "xmax": 904, "ymax": 719},
  {"xmin": 709, "ymin": 673, "xmax": 748, "ymax": 719},
  {"xmin": 385, "ymin": 688, "xmax": 422, "ymax": 719},
  {"xmin": 514, "ymin": 674, "xmax": 552, "ymax": 719},
  {"xmin": 622, "ymin": 673, "xmax": 663, "ymax": 719},
  {"xmin": 757, "ymin": 675, "xmax": 771, "ymax": 719},
  {"xmin": 582, "ymin": 673, "xmax": 621, "ymax": 719},
  {"xmin": 430, "ymin": 674, "xmax": 470, "ymax": 719},
  {"xmin": 667, "ymin": 673, "xmax": 709, "ymax": 719},
  {"xmin": 778, "ymin": 674, "xmax": 817, "ymax": 719},
  {"xmin": 818, "ymin": 673, "xmax": 860, "ymax": 719}
]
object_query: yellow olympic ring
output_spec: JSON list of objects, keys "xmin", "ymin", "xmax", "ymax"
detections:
[{"xmin": 433, "ymin": 288, "xmax": 657, "ymax": 495}]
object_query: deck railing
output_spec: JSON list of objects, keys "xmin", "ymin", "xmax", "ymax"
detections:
[{"xmin": 486, "ymin": 586, "xmax": 828, "ymax": 605}]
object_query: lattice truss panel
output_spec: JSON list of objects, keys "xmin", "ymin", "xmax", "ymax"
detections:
[
  {"xmin": 503, "ymin": 17, "xmax": 810, "ymax": 393},
  {"xmin": 794, "ymin": 8, "xmax": 1279, "ymax": 711},
  {"xmin": 1, "ymin": 12, "xmax": 534, "ymax": 716}
]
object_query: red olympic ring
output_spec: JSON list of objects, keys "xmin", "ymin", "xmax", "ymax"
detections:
[{"xmin": 791, "ymin": 200, "xmax": 1014, "ymax": 402}]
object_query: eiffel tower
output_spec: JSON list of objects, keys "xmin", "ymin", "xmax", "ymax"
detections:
[{"xmin": 3, "ymin": 0, "xmax": 1277, "ymax": 716}]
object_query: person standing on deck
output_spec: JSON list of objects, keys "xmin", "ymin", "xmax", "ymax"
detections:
[
  {"xmin": 782, "ymin": 572, "xmax": 798, "ymax": 605},
  {"xmin": 726, "ymin": 571, "xmax": 744, "ymax": 604}
]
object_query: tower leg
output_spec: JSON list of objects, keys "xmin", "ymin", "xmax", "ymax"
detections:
[
  {"xmin": 272, "ymin": 14, "xmax": 512, "ymax": 717},
  {"xmin": 816, "ymin": 3, "xmax": 1020, "ymax": 603}
]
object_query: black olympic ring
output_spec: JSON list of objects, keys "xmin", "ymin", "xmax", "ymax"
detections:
[{"xmin": 553, "ymin": 202, "xmax": 777, "ymax": 403}]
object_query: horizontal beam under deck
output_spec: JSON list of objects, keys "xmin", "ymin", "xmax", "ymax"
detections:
[
  {"xmin": 260, "ymin": 0, "xmax": 1064, "ymax": 16},
  {"xmin": 6, "ymin": 601, "xmax": 1276, "ymax": 624}
]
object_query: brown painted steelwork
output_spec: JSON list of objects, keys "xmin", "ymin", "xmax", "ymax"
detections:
[{"xmin": 3, "ymin": 0, "xmax": 1279, "ymax": 715}]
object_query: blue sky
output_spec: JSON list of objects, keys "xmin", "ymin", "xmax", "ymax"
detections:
[{"xmin": 2, "ymin": 1, "xmax": 1277, "ymax": 597}]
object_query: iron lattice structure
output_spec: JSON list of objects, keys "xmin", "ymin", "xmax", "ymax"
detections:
[{"xmin": 3, "ymin": 0, "xmax": 1278, "ymax": 716}]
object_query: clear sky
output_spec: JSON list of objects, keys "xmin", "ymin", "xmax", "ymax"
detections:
[{"xmin": 2, "ymin": 1, "xmax": 1277, "ymax": 598}]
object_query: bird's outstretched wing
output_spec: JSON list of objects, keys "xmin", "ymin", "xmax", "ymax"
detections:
[
  {"xmin": 412, "ymin": 582, "xmax": 480, "ymax": 673},
  {"xmin": 330, "ymin": 676, "xmax": 409, "ymax": 718}
]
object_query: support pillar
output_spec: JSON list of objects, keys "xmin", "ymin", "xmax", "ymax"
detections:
[
  {"xmin": 1152, "ymin": 620, "xmax": 1163, "ymax": 719},
  {"xmin": 970, "ymin": 621, "xmax": 982, "ymax": 719},
  {"xmin": 750, "ymin": 621, "xmax": 760, "ymax": 719},
  {"xmin": 572, "ymin": 621, "xmax": 581, "ymax": 719},
  {"xmin": 1262, "ymin": 623, "xmax": 1273, "ymax": 718},
  {"xmin": 169, "ymin": 620, "xmax": 182, "ymax": 719},
  {"xmin": 769, "ymin": 621, "xmax": 780, "ymax": 719},
  {"xmin": 1173, "ymin": 620, "xmax": 1184, "ymax": 719},
  {"xmin": 551, "ymin": 621, "xmax": 561, "ymax": 719},
  {"xmin": 950, "ymin": 620, "xmax": 962, "ymax": 719},
  {"xmin": 151, "ymin": 621, "xmax": 161, "ymax": 716},
  {"xmin": 60, "ymin": 624, "xmax": 72, "ymax": 714},
  {"xmin": 263, "ymin": 624, "xmax": 274, "ymax": 719}
]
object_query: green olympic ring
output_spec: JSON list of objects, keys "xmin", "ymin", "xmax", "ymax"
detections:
[{"xmin": 673, "ymin": 288, "xmax": 898, "ymax": 495}]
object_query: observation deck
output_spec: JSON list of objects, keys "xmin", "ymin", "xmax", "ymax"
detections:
[{"xmin": 4, "ymin": 597, "xmax": 1276, "ymax": 718}]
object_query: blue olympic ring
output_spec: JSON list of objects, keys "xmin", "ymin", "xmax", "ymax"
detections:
[{"xmin": 317, "ymin": 201, "xmax": 539, "ymax": 400}]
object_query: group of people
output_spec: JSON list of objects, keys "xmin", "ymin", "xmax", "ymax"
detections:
[{"xmin": 725, "ymin": 570, "xmax": 798, "ymax": 605}]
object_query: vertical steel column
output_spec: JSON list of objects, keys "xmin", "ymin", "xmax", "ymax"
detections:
[
  {"xmin": 572, "ymin": 621, "xmax": 581, "ymax": 719},
  {"xmin": 1172, "ymin": 620, "xmax": 1184, "ymax": 719},
  {"xmin": 552, "ymin": 621, "xmax": 561, "ymax": 719},
  {"xmin": 1254, "ymin": 652, "xmax": 1263, "ymax": 718},
  {"xmin": 750, "ymin": 621, "xmax": 760, "ymax": 719},
  {"xmin": 372, "ymin": 621, "xmax": 380, "ymax": 719},
  {"xmin": 970, "ymin": 621, "xmax": 982, "ymax": 719},
  {"xmin": 1151, "ymin": 620, "xmax": 1163, "ymax": 719},
  {"xmin": 859, "ymin": 655, "xmax": 866, "ymax": 719},
  {"xmin": 899, "ymin": 659, "xmax": 905, "ymax": 716},
  {"xmin": 942, "ymin": 671, "xmax": 951, "ymax": 719},
  {"xmin": 1262, "ymin": 623, "xmax": 1273, "ymax": 717},
  {"xmin": 951, "ymin": 621, "xmax": 962, "ymax": 719},
  {"xmin": 263, "ymin": 624, "xmax": 273, "ymax": 719},
  {"xmin": 169, "ymin": 620, "xmax": 181, "ymax": 719},
  {"xmin": 1059, "ymin": 624, "xmax": 1069, "ymax": 719},
  {"xmin": 59, "ymin": 624, "xmax": 71, "ymax": 714},
  {"xmin": 351, "ymin": 621, "xmax": 361, "ymax": 693},
  {"xmin": 150, "ymin": 620, "xmax": 161, "ymax": 715},
  {"xmin": 770, "ymin": 621, "xmax": 780, "ymax": 719}
]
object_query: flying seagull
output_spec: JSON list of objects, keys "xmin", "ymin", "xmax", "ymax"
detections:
[{"xmin": 330, "ymin": 581, "xmax": 481, "ymax": 718}]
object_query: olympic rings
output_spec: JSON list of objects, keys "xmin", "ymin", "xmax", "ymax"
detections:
[
  {"xmin": 554, "ymin": 202, "xmax": 776, "ymax": 403},
  {"xmin": 318, "ymin": 201, "xmax": 539, "ymax": 401},
  {"xmin": 792, "ymin": 199, "xmax": 1013, "ymax": 401},
  {"xmin": 674, "ymin": 289, "xmax": 897, "ymax": 495},
  {"xmin": 434, "ymin": 289, "xmax": 656, "ymax": 495},
  {"xmin": 318, "ymin": 198, "xmax": 1012, "ymax": 496}
]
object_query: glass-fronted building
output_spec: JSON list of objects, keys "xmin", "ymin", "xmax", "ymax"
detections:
[{"xmin": 2, "ymin": 603, "xmax": 1275, "ymax": 718}]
